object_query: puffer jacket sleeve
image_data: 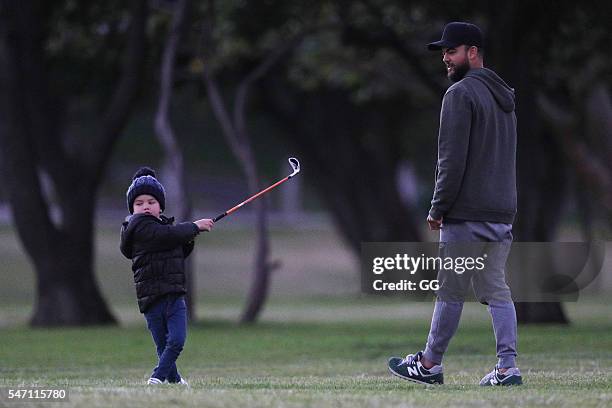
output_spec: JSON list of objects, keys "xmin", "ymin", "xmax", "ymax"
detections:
[
  {"xmin": 120, "ymin": 219, "xmax": 134, "ymax": 259},
  {"xmin": 183, "ymin": 241, "xmax": 195, "ymax": 258},
  {"xmin": 133, "ymin": 216, "xmax": 200, "ymax": 253}
]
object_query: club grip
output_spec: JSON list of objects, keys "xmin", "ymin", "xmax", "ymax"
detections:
[{"xmin": 213, "ymin": 212, "xmax": 227, "ymax": 222}]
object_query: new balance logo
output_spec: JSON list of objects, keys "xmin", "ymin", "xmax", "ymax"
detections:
[{"xmin": 407, "ymin": 366, "xmax": 420, "ymax": 377}]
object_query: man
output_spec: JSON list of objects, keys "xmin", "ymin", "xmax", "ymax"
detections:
[{"xmin": 388, "ymin": 22, "xmax": 523, "ymax": 386}]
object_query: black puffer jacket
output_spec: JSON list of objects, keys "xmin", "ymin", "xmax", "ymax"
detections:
[{"xmin": 120, "ymin": 213, "xmax": 200, "ymax": 313}]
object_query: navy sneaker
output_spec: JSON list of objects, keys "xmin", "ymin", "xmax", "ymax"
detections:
[
  {"xmin": 388, "ymin": 351, "xmax": 444, "ymax": 385},
  {"xmin": 479, "ymin": 365, "xmax": 523, "ymax": 386}
]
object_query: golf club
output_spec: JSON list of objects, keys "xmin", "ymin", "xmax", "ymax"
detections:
[{"xmin": 212, "ymin": 157, "xmax": 301, "ymax": 222}]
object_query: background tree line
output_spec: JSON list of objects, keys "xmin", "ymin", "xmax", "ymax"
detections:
[{"xmin": 0, "ymin": 0, "xmax": 610, "ymax": 326}]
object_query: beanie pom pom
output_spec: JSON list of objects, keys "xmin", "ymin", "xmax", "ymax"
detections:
[{"xmin": 133, "ymin": 166, "xmax": 157, "ymax": 180}]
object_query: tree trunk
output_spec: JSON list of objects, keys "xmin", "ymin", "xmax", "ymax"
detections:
[
  {"xmin": 237, "ymin": 159, "xmax": 273, "ymax": 324},
  {"xmin": 203, "ymin": 71, "xmax": 275, "ymax": 324},
  {"xmin": 199, "ymin": 9, "xmax": 305, "ymax": 322},
  {"xmin": 154, "ymin": 0, "xmax": 196, "ymax": 320},
  {"xmin": 0, "ymin": 0, "xmax": 147, "ymax": 326},
  {"xmin": 0, "ymin": 124, "xmax": 117, "ymax": 326},
  {"xmin": 261, "ymin": 82, "xmax": 423, "ymax": 252},
  {"xmin": 487, "ymin": 1, "xmax": 569, "ymax": 324},
  {"xmin": 30, "ymin": 188, "xmax": 116, "ymax": 325}
]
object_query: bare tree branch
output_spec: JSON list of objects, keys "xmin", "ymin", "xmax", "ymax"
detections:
[
  {"xmin": 538, "ymin": 91, "xmax": 612, "ymax": 215},
  {"xmin": 92, "ymin": 0, "xmax": 148, "ymax": 183},
  {"xmin": 156, "ymin": 0, "xmax": 189, "ymax": 160},
  {"xmin": 338, "ymin": 0, "xmax": 445, "ymax": 97},
  {"xmin": 233, "ymin": 33, "xmax": 305, "ymax": 145}
]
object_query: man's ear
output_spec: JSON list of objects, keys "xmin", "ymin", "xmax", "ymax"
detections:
[{"xmin": 467, "ymin": 45, "xmax": 477, "ymax": 60}]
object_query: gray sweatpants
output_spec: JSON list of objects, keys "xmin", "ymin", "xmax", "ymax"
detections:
[{"xmin": 422, "ymin": 221, "xmax": 518, "ymax": 368}]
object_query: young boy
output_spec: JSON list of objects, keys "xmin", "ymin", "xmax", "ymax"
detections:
[{"xmin": 120, "ymin": 167, "xmax": 214, "ymax": 385}]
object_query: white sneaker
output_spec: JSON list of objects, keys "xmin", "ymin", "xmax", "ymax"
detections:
[{"xmin": 147, "ymin": 377, "xmax": 163, "ymax": 385}]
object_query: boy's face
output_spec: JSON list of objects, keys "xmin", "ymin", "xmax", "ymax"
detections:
[{"xmin": 133, "ymin": 194, "xmax": 161, "ymax": 218}]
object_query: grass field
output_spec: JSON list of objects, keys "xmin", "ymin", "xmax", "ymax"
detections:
[
  {"xmin": 1, "ymin": 225, "xmax": 611, "ymax": 407},
  {"xmin": 0, "ymin": 298, "xmax": 611, "ymax": 407}
]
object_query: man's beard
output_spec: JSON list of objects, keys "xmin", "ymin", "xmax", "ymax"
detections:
[{"xmin": 447, "ymin": 60, "xmax": 470, "ymax": 82}]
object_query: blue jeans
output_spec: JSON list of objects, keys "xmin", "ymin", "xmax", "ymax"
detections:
[{"xmin": 144, "ymin": 294, "xmax": 187, "ymax": 382}]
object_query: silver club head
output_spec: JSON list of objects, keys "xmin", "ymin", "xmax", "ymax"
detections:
[{"xmin": 288, "ymin": 157, "xmax": 300, "ymax": 177}]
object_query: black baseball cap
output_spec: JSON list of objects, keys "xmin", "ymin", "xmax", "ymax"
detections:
[{"xmin": 427, "ymin": 22, "xmax": 483, "ymax": 51}]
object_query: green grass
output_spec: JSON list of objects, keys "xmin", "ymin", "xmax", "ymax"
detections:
[
  {"xmin": 0, "ymin": 224, "xmax": 358, "ymax": 308},
  {"xmin": 0, "ymin": 298, "xmax": 611, "ymax": 407},
  {"xmin": 1, "ymin": 225, "xmax": 611, "ymax": 406}
]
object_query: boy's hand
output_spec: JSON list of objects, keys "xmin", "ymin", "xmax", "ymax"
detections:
[{"xmin": 194, "ymin": 219, "xmax": 214, "ymax": 232}]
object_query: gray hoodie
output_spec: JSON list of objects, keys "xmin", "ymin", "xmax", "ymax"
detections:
[{"xmin": 429, "ymin": 67, "xmax": 517, "ymax": 224}]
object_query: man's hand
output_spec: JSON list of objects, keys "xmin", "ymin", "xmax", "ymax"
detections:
[
  {"xmin": 194, "ymin": 219, "xmax": 214, "ymax": 232},
  {"xmin": 427, "ymin": 214, "xmax": 443, "ymax": 231}
]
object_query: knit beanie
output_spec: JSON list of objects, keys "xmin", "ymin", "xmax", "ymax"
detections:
[{"xmin": 126, "ymin": 167, "xmax": 166, "ymax": 214}]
